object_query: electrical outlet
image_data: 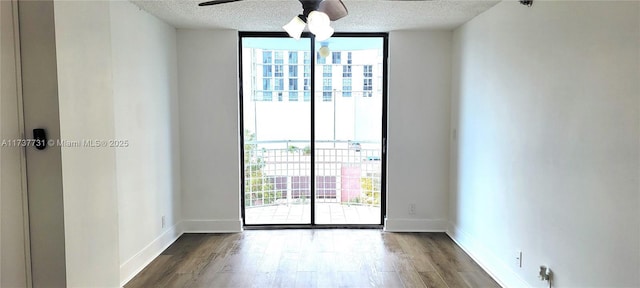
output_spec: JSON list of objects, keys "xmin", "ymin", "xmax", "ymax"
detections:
[
  {"xmin": 516, "ymin": 251, "xmax": 522, "ymax": 268},
  {"xmin": 539, "ymin": 265, "xmax": 551, "ymax": 282},
  {"xmin": 409, "ymin": 204, "xmax": 416, "ymax": 215},
  {"xmin": 161, "ymin": 216, "xmax": 166, "ymax": 228}
]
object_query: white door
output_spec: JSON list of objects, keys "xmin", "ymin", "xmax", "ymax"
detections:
[
  {"xmin": 18, "ymin": 0, "xmax": 67, "ymax": 286},
  {"xmin": 1, "ymin": 1, "xmax": 29, "ymax": 286}
]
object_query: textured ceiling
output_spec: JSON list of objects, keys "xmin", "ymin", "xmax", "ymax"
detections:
[{"xmin": 131, "ymin": 0, "xmax": 501, "ymax": 31}]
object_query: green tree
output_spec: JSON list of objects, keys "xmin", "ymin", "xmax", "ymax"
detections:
[
  {"xmin": 244, "ymin": 130, "xmax": 274, "ymax": 206},
  {"xmin": 360, "ymin": 177, "xmax": 381, "ymax": 206}
]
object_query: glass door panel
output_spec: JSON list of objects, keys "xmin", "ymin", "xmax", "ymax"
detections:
[
  {"xmin": 242, "ymin": 37, "xmax": 312, "ymax": 225},
  {"xmin": 314, "ymin": 37, "xmax": 384, "ymax": 224}
]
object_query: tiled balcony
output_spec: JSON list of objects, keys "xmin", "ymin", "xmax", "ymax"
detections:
[{"xmin": 244, "ymin": 203, "xmax": 381, "ymax": 225}]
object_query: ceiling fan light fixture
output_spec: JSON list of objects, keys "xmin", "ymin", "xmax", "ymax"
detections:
[
  {"xmin": 314, "ymin": 25, "xmax": 334, "ymax": 41},
  {"xmin": 283, "ymin": 15, "xmax": 306, "ymax": 40},
  {"xmin": 199, "ymin": 0, "xmax": 347, "ymax": 42},
  {"xmin": 307, "ymin": 10, "xmax": 331, "ymax": 35}
]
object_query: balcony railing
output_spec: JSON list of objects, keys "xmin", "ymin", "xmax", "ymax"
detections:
[{"xmin": 244, "ymin": 140, "xmax": 381, "ymax": 209}]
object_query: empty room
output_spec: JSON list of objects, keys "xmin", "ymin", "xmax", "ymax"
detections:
[{"xmin": 1, "ymin": 0, "xmax": 638, "ymax": 287}]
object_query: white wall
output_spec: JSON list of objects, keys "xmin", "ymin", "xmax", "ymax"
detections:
[
  {"xmin": 54, "ymin": 1, "xmax": 120, "ymax": 286},
  {"xmin": 177, "ymin": 30, "xmax": 451, "ymax": 232},
  {"xmin": 385, "ymin": 31, "xmax": 451, "ymax": 231},
  {"xmin": 0, "ymin": 1, "xmax": 27, "ymax": 286},
  {"xmin": 177, "ymin": 30, "xmax": 242, "ymax": 232},
  {"xmin": 450, "ymin": 1, "xmax": 640, "ymax": 287},
  {"xmin": 110, "ymin": 1, "xmax": 182, "ymax": 285}
]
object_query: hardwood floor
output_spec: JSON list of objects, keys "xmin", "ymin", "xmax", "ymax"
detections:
[{"xmin": 125, "ymin": 230, "xmax": 500, "ymax": 288}]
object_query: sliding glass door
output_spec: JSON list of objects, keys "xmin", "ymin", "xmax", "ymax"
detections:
[
  {"xmin": 313, "ymin": 37, "xmax": 384, "ymax": 224},
  {"xmin": 241, "ymin": 37, "xmax": 312, "ymax": 225},
  {"xmin": 240, "ymin": 33, "xmax": 387, "ymax": 226}
]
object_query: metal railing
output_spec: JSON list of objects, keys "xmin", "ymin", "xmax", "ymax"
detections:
[{"xmin": 244, "ymin": 140, "xmax": 381, "ymax": 208}]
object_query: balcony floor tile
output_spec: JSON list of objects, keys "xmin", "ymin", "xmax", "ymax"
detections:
[{"xmin": 245, "ymin": 203, "xmax": 381, "ymax": 225}]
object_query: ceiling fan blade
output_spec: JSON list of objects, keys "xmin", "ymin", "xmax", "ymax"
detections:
[
  {"xmin": 318, "ymin": 0, "xmax": 348, "ymax": 21},
  {"xmin": 198, "ymin": 0, "xmax": 243, "ymax": 7}
]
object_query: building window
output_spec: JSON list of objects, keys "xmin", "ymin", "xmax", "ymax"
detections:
[
  {"xmin": 262, "ymin": 51, "xmax": 274, "ymax": 102},
  {"xmin": 275, "ymin": 78, "xmax": 284, "ymax": 91},
  {"xmin": 263, "ymin": 78, "xmax": 271, "ymax": 92},
  {"xmin": 317, "ymin": 52, "xmax": 326, "ymax": 64},
  {"xmin": 323, "ymin": 78, "xmax": 332, "ymax": 102},
  {"xmin": 364, "ymin": 65, "xmax": 373, "ymax": 77},
  {"xmin": 289, "ymin": 78, "xmax": 298, "ymax": 102},
  {"xmin": 274, "ymin": 51, "xmax": 284, "ymax": 64},
  {"xmin": 263, "ymin": 65, "xmax": 272, "ymax": 77},
  {"xmin": 289, "ymin": 79, "xmax": 298, "ymax": 90},
  {"xmin": 323, "ymin": 65, "xmax": 332, "ymax": 77},
  {"xmin": 289, "ymin": 92, "xmax": 298, "ymax": 102},
  {"xmin": 275, "ymin": 65, "xmax": 284, "ymax": 77},
  {"xmin": 323, "ymin": 78, "xmax": 332, "ymax": 92},
  {"xmin": 263, "ymin": 92, "xmax": 272, "ymax": 101},
  {"xmin": 342, "ymin": 65, "xmax": 351, "ymax": 78},
  {"xmin": 347, "ymin": 52, "xmax": 352, "ymax": 64},
  {"xmin": 277, "ymin": 92, "xmax": 283, "ymax": 102},
  {"xmin": 289, "ymin": 65, "xmax": 298, "ymax": 77},
  {"xmin": 303, "ymin": 52, "xmax": 310, "ymax": 64},
  {"xmin": 342, "ymin": 78, "xmax": 352, "ymax": 97},
  {"xmin": 304, "ymin": 65, "xmax": 310, "ymax": 78},
  {"xmin": 263, "ymin": 51, "xmax": 272, "ymax": 64},
  {"xmin": 303, "ymin": 79, "xmax": 310, "ymax": 102},
  {"xmin": 363, "ymin": 65, "xmax": 373, "ymax": 97},
  {"xmin": 288, "ymin": 52, "xmax": 298, "ymax": 64},
  {"xmin": 323, "ymin": 91, "xmax": 332, "ymax": 102},
  {"xmin": 332, "ymin": 52, "xmax": 341, "ymax": 64},
  {"xmin": 363, "ymin": 78, "xmax": 372, "ymax": 97}
]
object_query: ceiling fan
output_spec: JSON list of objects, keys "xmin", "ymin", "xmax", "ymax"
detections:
[{"xmin": 198, "ymin": 0, "xmax": 349, "ymax": 40}]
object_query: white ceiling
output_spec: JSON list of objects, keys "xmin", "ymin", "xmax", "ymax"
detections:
[{"xmin": 132, "ymin": 0, "xmax": 501, "ymax": 31}]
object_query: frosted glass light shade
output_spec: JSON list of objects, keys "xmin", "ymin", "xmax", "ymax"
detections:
[
  {"xmin": 307, "ymin": 11, "xmax": 330, "ymax": 35},
  {"xmin": 282, "ymin": 16, "xmax": 306, "ymax": 40},
  {"xmin": 314, "ymin": 26, "xmax": 334, "ymax": 41}
]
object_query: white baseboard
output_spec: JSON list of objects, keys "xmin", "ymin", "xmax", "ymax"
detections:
[
  {"xmin": 119, "ymin": 218, "xmax": 243, "ymax": 286},
  {"xmin": 182, "ymin": 219, "xmax": 243, "ymax": 233},
  {"xmin": 447, "ymin": 222, "xmax": 530, "ymax": 288},
  {"xmin": 119, "ymin": 222, "xmax": 184, "ymax": 287},
  {"xmin": 383, "ymin": 217, "xmax": 448, "ymax": 232}
]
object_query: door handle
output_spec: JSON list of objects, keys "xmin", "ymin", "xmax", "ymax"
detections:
[{"xmin": 33, "ymin": 128, "xmax": 47, "ymax": 150}]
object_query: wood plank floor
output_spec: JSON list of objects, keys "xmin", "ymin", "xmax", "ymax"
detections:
[{"xmin": 125, "ymin": 230, "xmax": 500, "ymax": 288}]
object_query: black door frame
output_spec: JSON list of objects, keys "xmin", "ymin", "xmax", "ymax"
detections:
[{"xmin": 238, "ymin": 32, "xmax": 388, "ymax": 228}]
